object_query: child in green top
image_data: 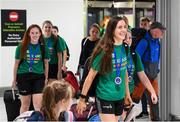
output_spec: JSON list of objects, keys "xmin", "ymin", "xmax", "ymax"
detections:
[
  {"xmin": 12, "ymin": 24, "xmax": 49, "ymax": 114},
  {"xmin": 77, "ymin": 16, "xmax": 132, "ymax": 121},
  {"xmin": 42, "ymin": 20, "xmax": 65, "ymax": 83}
]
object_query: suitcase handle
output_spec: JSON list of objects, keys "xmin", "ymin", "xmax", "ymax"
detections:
[
  {"xmin": 12, "ymin": 88, "xmax": 15, "ymax": 101},
  {"xmin": 87, "ymin": 106, "xmax": 93, "ymax": 119}
]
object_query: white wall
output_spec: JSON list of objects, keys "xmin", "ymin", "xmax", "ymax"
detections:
[
  {"xmin": 171, "ymin": 0, "xmax": 180, "ymax": 116},
  {"xmin": 0, "ymin": 0, "xmax": 84, "ymax": 87}
]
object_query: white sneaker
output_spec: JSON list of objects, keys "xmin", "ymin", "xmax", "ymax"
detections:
[{"xmin": 124, "ymin": 103, "xmax": 142, "ymax": 121}]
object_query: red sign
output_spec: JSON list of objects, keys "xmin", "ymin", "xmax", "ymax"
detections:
[{"xmin": 9, "ymin": 11, "xmax": 19, "ymax": 22}]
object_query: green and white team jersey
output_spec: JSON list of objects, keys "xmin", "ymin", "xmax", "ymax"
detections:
[
  {"xmin": 127, "ymin": 51, "xmax": 144, "ymax": 94},
  {"xmin": 58, "ymin": 36, "xmax": 67, "ymax": 50},
  {"xmin": 92, "ymin": 44, "xmax": 127, "ymax": 101},
  {"xmin": 15, "ymin": 43, "xmax": 50, "ymax": 74},
  {"xmin": 58, "ymin": 36, "xmax": 67, "ymax": 63},
  {"xmin": 44, "ymin": 36, "xmax": 66, "ymax": 64}
]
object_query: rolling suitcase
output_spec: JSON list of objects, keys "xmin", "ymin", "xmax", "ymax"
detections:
[
  {"xmin": 3, "ymin": 88, "xmax": 34, "ymax": 121},
  {"xmin": 3, "ymin": 89, "xmax": 21, "ymax": 121}
]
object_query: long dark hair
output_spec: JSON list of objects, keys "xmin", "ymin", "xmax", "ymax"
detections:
[
  {"xmin": 89, "ymin": 16, "xmax": 126, "ymax": 74},
  {"xmin": 20, "ymin": 24, "xmax": 44, "ymax": 59}
]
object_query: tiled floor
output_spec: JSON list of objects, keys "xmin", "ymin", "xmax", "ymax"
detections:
[
  {"xmin": 0, "ymin": 97, "xmax": 7, "ymax": 121},
  {"xmin": 0, "ymin": 97, "xmax": 150, "ymax": 121}
]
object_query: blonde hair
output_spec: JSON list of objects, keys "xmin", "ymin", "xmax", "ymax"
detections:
[{"xmin": 41, "ymin": 80, "xmax": 72, "ymax": 121}]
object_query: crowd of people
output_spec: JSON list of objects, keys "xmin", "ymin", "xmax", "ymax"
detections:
[{"xmin": 11, "ymin": 16, "xmax": 166, "ymax": 121}]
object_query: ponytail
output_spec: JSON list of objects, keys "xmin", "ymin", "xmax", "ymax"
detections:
[{"xmin": 41, "ymin": 85, "xmax": 57, "ymax": 121}]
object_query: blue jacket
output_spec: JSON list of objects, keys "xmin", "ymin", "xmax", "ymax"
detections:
[{"xmin": 135, "ymin": 31, "xmax": 160, "ymax": 63}]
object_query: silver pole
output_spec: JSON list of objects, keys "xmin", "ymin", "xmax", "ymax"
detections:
[{"xmin": 132, "ymin": 0, "xmax": 136, "ymax": 27}]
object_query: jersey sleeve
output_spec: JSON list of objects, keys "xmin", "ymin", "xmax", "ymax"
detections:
[
  {"xmin": 135, "ymin": 52, "xmax": 144, "ymax": 72},
  {"xmin": 91, "ymin": 51, "xmax": 105, "ymax": 72},
  {"xmin": 15, "ymin": 44, "xmax": 21, "ymax": 59},
  {"xmin": 56, "ymin": 37, "xmax": 66, "ymax": 52}
]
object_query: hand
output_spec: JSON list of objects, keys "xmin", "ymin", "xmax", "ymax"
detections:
[
  {"xmin": 125, "ymin": 94, "xmax": 133, "ymax": 106},
  {"xmin": 76, "ymin": 98, "xmax": 87, "ymax": 115},
  {"xmin": 151, "ymin": 92, "xmax": 158, "ymax": 104},
  {"xmin": 45, "ymin": 79, "xmax": 48, "ymax": 85},
  {"xmin": 12, "ymin": 80, "xmax": 16, "ymax": 89},
  {"xmin": 62, "ymin": 66, "xmax": 67, "ymax": 72},
  {"xmin": 57, "ymin": 70, "xmax": 62, "ymax": 80}
]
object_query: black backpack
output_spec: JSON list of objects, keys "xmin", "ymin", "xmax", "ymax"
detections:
[
  {"xmin": 131, "ymin": 28, "xmax": 147, "ymax": 51},
  {"xmin": 80, "ymin": 57, "xmax": 99, "ymax": 97},
  {"xmin": 132, "ymin": 28, "xmax": 159, "ymax": 80},
  {"xmin": 65, "ymin": 44, "xmax": 70, "ymax": 61}
]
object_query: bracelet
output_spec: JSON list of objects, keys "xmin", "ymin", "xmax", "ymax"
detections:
[{"xmin": 80, "ymin": 94, "xmax": 87, "ymax": 99}]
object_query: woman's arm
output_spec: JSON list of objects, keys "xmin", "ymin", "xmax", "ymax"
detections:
[
  {"xmin": 137, "ymin": 71, "xmax": 157, "ymax": 104},
  {"xmin": 62, "ymin": 50, "xmax": 67, "ymax": 71},
  {"xmin": 44, "ymin": 59, "xmax": 49, "ymax": 84},
  {"xmin": 125, "ymin": 71, "xmax": 132, "ymax": 105},
  {"xmin": 77, "ymin": 68, "xmax": 97, "ymax": 114},
  {"xmin": 12, "ymin": 60, "xmax": 20, "ymax": 88},
  {"xmin": 57, "ymin": 52, "xmax": 63, "ymax": 80},
  {"xmin": 137, "ymin": 71, "xmax": 155, "ymax": 95},
  {"xmin": 81, "ymin": 68, "xmax": 97, "ymax": 96}
]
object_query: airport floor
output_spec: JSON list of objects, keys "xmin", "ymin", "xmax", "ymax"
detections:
[
  {"xmin": 0, "ymin": 97, "xmax": 8, "ymax": 121},
  {"xmin": 0, "ymin": 97, "xmax": 150, "ymax": 121}
]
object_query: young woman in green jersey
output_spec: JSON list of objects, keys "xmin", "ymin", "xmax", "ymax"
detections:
[
  {"xmin": 42, "ymin": 20, "xmax": 66, "ymax": 83},
  {"xmin": 12, "ymin": 24, "xmax": 49, "ymax": 114},
  {"xmin": 76, "ymin": 16, "xmax": 132, "ymax": 121}
]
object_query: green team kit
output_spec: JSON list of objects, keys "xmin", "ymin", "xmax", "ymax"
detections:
[
  {"xmin": 44, "ymin": 36, "xmax": 66, "ymax": 64},
  {"xmin": 92, "ymin": 44, "xmax": 127, "ymax": 101},
  {"xmin": 15, "ymin": 43, "xmax": 49, "ymax": 74},
  {"xmin": 126, "ymin": 51, "xmax": 144, "ymax": 94}
]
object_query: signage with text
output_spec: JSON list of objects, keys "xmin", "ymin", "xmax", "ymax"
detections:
[{"xmin": 1, "ymin": 9, "xmax": 26, "ymax": 46}]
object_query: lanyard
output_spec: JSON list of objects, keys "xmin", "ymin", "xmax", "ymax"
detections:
[
  {"xmin": 47, "ymin": 38, "xmax": 52, "ymax": 49},
  {"xmin": 127, "ymin": 53, "xmax": 133, "ymax": 81},
  {"xmin": 113, "ymin": 49, "xmax": 122, "ymax": 85},
  {"xmin": 47, "ymin": 38, "xmax": 54, "ymax": 55},
  {"xmin": 29, "ymin": 44, "xmax": 40, "ymax": 72},
  {"xmin": 127, "ymin": 54, "xmax": 133, "ymax": 76}
]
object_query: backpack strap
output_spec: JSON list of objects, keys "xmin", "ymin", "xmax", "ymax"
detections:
[
  {"xmin": 131, "ymin": 51, "xmax": 137, "ymax": 66},
  {"xmin": 83, "ymin": 37, "xmax": 88, "ymax": 47},
  {"xmin": 14, "ymin": 110, "xmax": 35, "ymax": 120},
  {"xmin": 27, "ymin": 111, "xmax": 44, "ymax": 121},
  {"xmin": 141, "ymin": 38, "xmax": 151, "ymax": 61},
  {"xmin": 123, "ymin": 42, "xmax": 129, "ymax": 56},
  {"xmin": 14, "ymin": 110, "xmax": 44, "ymax": 121},
  {"xmin": 65, "ymin": 44, "xmax": 70, "ymax": 61},
  {"xmin": 40, "ymin": 44, "xmax": 45, "ymax": 61}
]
